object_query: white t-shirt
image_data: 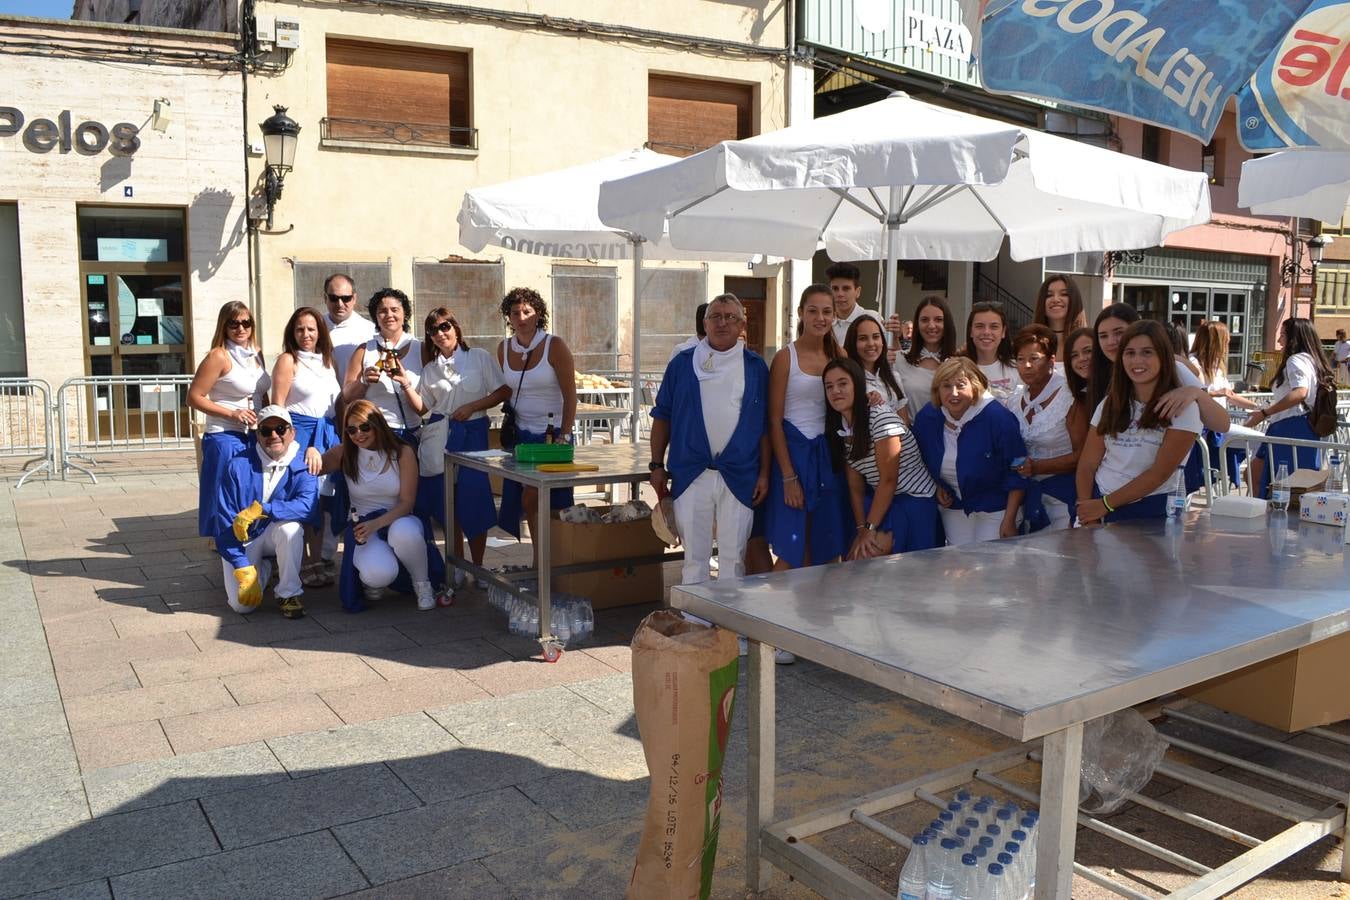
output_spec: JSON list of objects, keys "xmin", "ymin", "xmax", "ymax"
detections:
[
  {"xmin": 326, "ymin": 313, "xmax": 377, "ymax": 380},
  {"xmin": 1090, "ymin": 398, "xmax": 1203, "ymax": 496},
  {"xmin": 1268, "ymin": 352, "xmax": 1318, "ymax": 426},
  {"xmin": 864, "ymin": 369, "xmax": 906, "ymax": 415},
  {"xmin": 895, "ymin": 356, "xmax": 937, "ymax": 420},
  {"xmin": 1191, "ymin": 355, "xmax": 1232, "ymax": 410},
  {"xmin": 696, "ymin": 342, "xmax": 745, "ymax": 456},
  {"xmin": 832, "ymin": 303, "xmax": 884, "ymax": 345},
  {"xmin": 1334, "ymin": 340, "xmax": 1350, "ymax": 364},
  {"xmin": 979, "ymin": 360, "xmax": 1021, "ymax": 401}
]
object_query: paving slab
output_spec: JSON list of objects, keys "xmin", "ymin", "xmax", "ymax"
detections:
[
  {"xmin": 161, "ymin": 694, "xmax": 344, "ymax": 755},
  {"xmin": 477, "ymin": 815, "xmax": 643, "ymax": 899},
  {"xmin": 334, "ymin": 785, "xmax": 558, "ymax": 885},
  {"xmin": 320, "ymin": 669, "xmax": 491, "ymax": 724},
  {"xmin": 108, "ymin": 830, "xmax": 367, "ymax": 900},
  {"xmin": 17, "ymin": 879, "xmax": 113, "ymax": 900},
  {"xmin": 65, "ymin": 679, "xmax": 236, "ymax": 732},
  {"xmin": 82, "ymin": 741, "xmax": 288, "ymax": 817},
  {"xmin": 266, "ymin": 713, "xmax": 461, "ymax": 776},
  {"xmin": 333, "ymin": 860, "xmax": 509, "ymax": 900},
  {"xmin": 426, "ymin": 683, "xmax": 614, "ymax": 734},
  {"xmin": 202, "ymin": 763, "xmax": 422, "ymax": 849},
  {"xmin": 564, "ymin": 672, "xmax": 634, "ymax": 717},
  {"xmin": 0, "ymin": 647, "xmax": 53, "ymax": 680},
  {"xmin": 50, "ymin": 632, "xmax": 199, "ymax": 671},
  {"xmin": 130, "ymin": 644, "xmax": 286, "ymax": 688},
  {"xmin": 71, "ymin": 720, "xmax": 174, "ymax": 771},
  {"xmin": 0, "ymin": 799, "xmax": 218, "ymax": 897},
  {"xmin": 0, "ymin": 673, "xmax": 60, "ymax": 709},
  {"xmin": 187, "ymin": 615, "xmax": 330, "ymax": 651},
  {"xmin": 110, "ymin": 608, "xmax": 245, "ymax": 639},
  {"xmin": 357, "ymin": 639, "xmax": 511, "ymax": 680},
  {"xmin": 387, "ymin": 726, "xmax": 592, "ymax": 805},
  {"xmin": 1, "ymin": 700, "xmax": 69, "ymax": 741},
  {"xmin": 461, "ymin": 653, "xmax": 623, "ymax": 698},
  {"xmin": 222, "ymin": 656, "xmax": 384, "ymax": 706},
  {"xmin": 270, "ymin": 627, "xmax": 418, "ymax": 666},
  {"xmin": 54, "ymin": 661, "xmax": 141, "ymax": 699}
]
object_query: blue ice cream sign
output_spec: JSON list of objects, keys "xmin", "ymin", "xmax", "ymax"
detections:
[{"xmin": 977, "ymin": 0, "xmax": 1344, "ymax": 148}]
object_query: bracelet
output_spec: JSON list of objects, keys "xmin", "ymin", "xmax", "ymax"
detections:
[
  {"xmin": 784, "ymin": 474, "xmax": 799, "ymax": 482},
  {"xmin": 1102, "ymin": 494, "xmax": 1115, "ymax": 513}
]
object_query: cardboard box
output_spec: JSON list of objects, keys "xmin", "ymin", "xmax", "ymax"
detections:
[
  {"xmin": 1299, "ymin": 491, "xmax": 1350, "ymax": 527},
  {"xmin": 1183, "ymin": 631, "xmax": 1350, "ymax": 732},
  {"xmin": 549, "ymin": 506, "xmax": 667, "ymax": 609}
]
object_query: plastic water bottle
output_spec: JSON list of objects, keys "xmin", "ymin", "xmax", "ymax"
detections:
[
  {"xmin": 925, "ymin": 837, "xmax": 962, "ymax": 900},
  {"xmin": 552, "ymin": 600, "xmax": 571, "ymax": 645},
  {"xmin": 986, "ymin": 862, "xmax": 1011, "ymax": 900},
  {"xmin": 1017, "ymin": 820, "xmax": 1039, "ymax": 897},
  {"xmin": 1271, "ymin": 463, "xmax": 1291, "ymax": 512},
  {"xmin": 954, "ymin": 789, "xmax": 973, "ymax": 806},
  {"xmin": 971, "ymin": 800, "xmax": 992, "ymax": 830},
  {"xmin": 897, "ymin": 834, "xmax": 928, "ymax": 900},
  {"xmin": 963, "ymin": 817, "xmax": 981, "ymax": 835},
  {"xmin": 952, "ymin": 853, "xmax": 982, "ymax": 900},
  {"xmin": 1005, "ymin": 840, "xmax": 1026, "ymax": 898},
  {"xmin": 1166, "ymin": 469, "xmax": 1187, "ymax": 519},
  {"xmin": 993, "ymin": 806, "xmax": 1014, "ymax": 835}
]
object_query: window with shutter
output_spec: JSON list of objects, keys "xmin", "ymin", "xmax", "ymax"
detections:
[
  {"xmin": 292, "ymin": 261, "xmax": 392, "ymax": 318},
  {"xmin": 412, "ymin": 260, "xmax": 506, "ymax": 349},
  {"xmin": 552, "ymin": 264, "xmax": 617, "ymax": 374},
  {"xmin": 324, "ymin": 38, "xmax": 474, "ymax": 150},
  {"xmin": 639, "ymin": 267, "xmax": 707, "ymax": 367},
  {"xmin": 648, "ymin": 73, "xmax": 753, "ymax": 157}
]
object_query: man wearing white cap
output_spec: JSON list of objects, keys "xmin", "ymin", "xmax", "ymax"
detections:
[
  {"xmin": 215, "ymin": 405, "xmax": 317, "ymax": 619},
  {"xmin": 649, "ymin": 294, "xmax": 770, "ymax": 587}
]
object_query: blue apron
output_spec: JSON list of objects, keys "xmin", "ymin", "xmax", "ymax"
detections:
[
  {"xmin": 290, "ymin": 413, "xmax": 339, "ymax": 528},
  {"xmin": 198, "ymin": 430, "xmax": 251, "ymax": 536},
  {"xmin": 766, "ymin": 421, "xmax": 850, "ymax": 568},
  {"xmin": 497, "ymin": 428, "xmax": 574, "ymax": 539},
  {"xmin": 417, "ymin": 416, "xmax": 497, "ymax": 538}
]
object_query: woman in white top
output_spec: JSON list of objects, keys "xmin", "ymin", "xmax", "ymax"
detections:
[
  {"xmin": 1246, "ymin": 317, "xmax": 1334, "ymax": 496},
  {"xmin": 965, "ymin": 301, "xmax": 1022, "ymax": 400},
  {"xmin": 188, "ymin": 301, "xmax": 270, "ymax": 537},
  {"xmin": 767, "ymin": 284, "xmax": 850, "ymax": 572},
  {"xmin": 407, "ymin": 308, "xmax": 510, "ymax": 583},
  {"xmin": 895, "ymin": 295, "xmax": 957, "ymax": 420},
  {"xmin": 342, "ymin": 289, "xmax": 424, "ymax": 440},
  {"xmin": 1032, "ymin": 275, "xmax": 1087, "ymax": 368},
  {"xmin": 270, "ymin": 307, "xmax": 341, "ymax": 586},
  {"xmin": 844, "ymin": 315, "xmax": 907, "ymax": 420},
  {"xmin": 495, "ymin": 287, "xmax": 578, "ymax": 540},
  {"xmin": 1006, "ymin": 325, "xmax": 1087, "ymax": 531},
  {"xmin": 1077, "ymin": 321, "xmax": 1203, "ymax": 524},
  {"xmin": 823, "ymin": 358, "xmax": 939, "ymax": 558},
  {"xmin": 1191, "ymin": 320, "xmax": 1258, "ymax": 488},
  {"xmin": 320, "ymin": 401, "xmax": 443, "ymax": 612}
]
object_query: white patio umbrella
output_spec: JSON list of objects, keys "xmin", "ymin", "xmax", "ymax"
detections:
[
  {"xmin": 458, "ymin": 149, "xmax": 764, "ymax": 442},
  {"xmin": 597, "ymin": 93, "xmax": 1212, "ymax": 320},
  {"xmin": 1239, "ymin": 150, "xmax": 1350, "ymax": 223}
]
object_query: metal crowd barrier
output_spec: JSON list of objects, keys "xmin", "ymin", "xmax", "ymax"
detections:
[
  {"xmin": 56, "ymin": 375, "xmax": 198, "ymax": 483},
  {"xmin": 0, "ymin": 378, "xmax": 55, "ymax": 488},
  {"xmin": 1218, "ymin": 430, "xmax": 1350, "ymax": 499}
]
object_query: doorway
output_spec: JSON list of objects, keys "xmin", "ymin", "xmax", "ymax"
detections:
[{"xmin": 1118, "ymin": 282, "xmax": 1251, "ymax": 377}]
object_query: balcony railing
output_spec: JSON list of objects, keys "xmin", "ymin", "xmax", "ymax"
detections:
[{"xmin": 320, "ymin": 116, "xmax": 478, "ymax": 150}]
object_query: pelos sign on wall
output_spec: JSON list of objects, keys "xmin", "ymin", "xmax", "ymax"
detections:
[{"xmin": 0, "ymin": 107, "xmax": 140, "ymax": 156}]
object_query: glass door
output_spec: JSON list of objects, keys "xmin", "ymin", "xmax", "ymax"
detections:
[{"xmin": 1119, "ymin": 282, "xmax": 1252, "ymax": 377}]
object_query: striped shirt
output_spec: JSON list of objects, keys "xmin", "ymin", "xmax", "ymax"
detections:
[{"xmin": 847, "ymin": 406, "xmax": 936, "ymax": 498}]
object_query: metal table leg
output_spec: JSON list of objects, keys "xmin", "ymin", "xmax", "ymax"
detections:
[
  {"xmin": 747, "ymin": 638, "xmax": 776, "ymax": 891},
  {"xmin": 536, "ymin": 485, "xmax": 561, "ymax": 662},
  {"xmin": 1036, "ymin": 722, "xmax": 1084, "ymax": 900},
  {"xmin": 442, "ymin": 458, "xmax": 459, "ymax": 591}
]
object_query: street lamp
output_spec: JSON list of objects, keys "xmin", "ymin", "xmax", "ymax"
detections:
[
  {"xmin": 258, "ymin": 105, "xmax": 300, "ymax": 230},
  {"xmin": 1281, "ymin": 233, "xmax": 1331, "ymax": 284}
]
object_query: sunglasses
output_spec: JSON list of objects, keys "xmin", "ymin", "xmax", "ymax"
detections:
[
  {"xmin": 429, "ymin": 321, "xmax": 455, "ymax": 334},
  {"xmin": 326, "ymin": 293, "xmax": 354, "ymax": 304},
  {"xmin": 257, "ymin": 423, "xmax": 290, "ymax": 438},
  {"xmin": 345, "ymin": 422, "xmax": 373, "ymax": 435},
  {"xmin": 227, "ymin": 319, "xmax": 254, "ymax": 330}
]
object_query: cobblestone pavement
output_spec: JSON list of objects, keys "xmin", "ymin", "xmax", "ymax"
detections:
[{"xmin": 0, "ymin": 459, "xmax": 1346, "ymax": 898}]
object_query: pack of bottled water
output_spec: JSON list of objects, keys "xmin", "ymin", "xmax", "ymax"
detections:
[
  {"xmin": 897, "ymin": 789, "xmax": 1039, "ymax": 900},
  {"xmin": 501, "ymin": 591, "xmax": 594, "ymax": 647}
]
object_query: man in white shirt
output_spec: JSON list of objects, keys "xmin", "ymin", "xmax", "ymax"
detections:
[
  {"xmin": 214, "ymin": 406, "xmax": 317, "ymax": 619},
  {"xmin": 322, "ymin": 273, "xmax": 376, "ymax": 379},
  {"xmin": 827, "ymin": 261, "xmax": 884, "ymax": 345},
  {"xmin": 1335, "ymin": 329, "xmax": 1350, "ymax": 385}
]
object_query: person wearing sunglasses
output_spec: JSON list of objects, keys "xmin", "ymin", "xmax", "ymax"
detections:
[
  {"xmin": 271, "ymin": 306, "xmax": 342, "ymax": 587},
  {"xmin": 321, "ymin": 273, "xmax": 375, "ymax": 379},
  {"xmin": 188, "ymin": 301, "xmax": 271, "ymax": 538},
  {"xmin": 342, "ymin": 288, "xmax": 424, "ymax": 443},
  {"xmin": 406, "ymin": 309, "xmax": 510, "ymax": 590},
  {"xmin": 319, "ymin": 401, "xmax": 446, "ymax": 611},
  {"xmin": 213, "ymin": 406, "xmax": 316, "ymax": 619}
]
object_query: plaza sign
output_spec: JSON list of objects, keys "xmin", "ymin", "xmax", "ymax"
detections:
[{"xmin": 0, "ymin": 107, "xmax": 140, "ymax": 156}]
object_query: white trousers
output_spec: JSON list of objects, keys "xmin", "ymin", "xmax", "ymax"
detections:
[
  {"xmin": 222, "ymin": 520, "xmax": 305, "ymax": 613},
  {"xmin": 1043, "ymin": 494, "xmax": 1071, "ymax": 531},
  {"xmin": 673, "ymin": 470, "xmax": 755, "ymax": 585},
  {"xmin": 940, "ymin": 507, "xmax": 1005, "ymax": 546},
  {"xmin": 353, "ymin": 515, "xmax": 428, "ymax": 588}
]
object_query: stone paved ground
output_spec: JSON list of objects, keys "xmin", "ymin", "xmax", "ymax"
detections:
[{"xmin": 1, "ymin": 456, "xmax": 1348, "ymax": 898}]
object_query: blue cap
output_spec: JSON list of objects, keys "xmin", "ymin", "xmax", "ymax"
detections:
[
  {"xmin": 979, "ymin": 795, "xmax": 994, "ymax": 804},
  {"xmin": 956, "ymin": 826, "xmax": 971, "ymax": 839},
  {"xmin": 1012, "ymin": 829, "xmax": 1028, "ymax": 843},
  {"xmin": 986, "ymin": 825, "xmax": 1002, "ymax": 837},
  {"xmin": 988, "ymin": 863, "xmax": 1005, "ymax": 876},
  {"xmin": 1005, "ymin": 841, "xmax": 1022, "ymax": 855},
  {"xmin": 973, "ymin": 800, "xmax": 991, "ymax": 813},
  {"xmin": 941, "ymin": 838, "xmax": 960, "ymax": 850},
  {"xmin": 929, "ymin": 819, "xmax": 945, "ymax": 832},
  {"xmin": 955, "ymin": 789, "xmax": 972, "ymax": 802},
  {"xmin": 995, "ymin": 808, "xmax": 1013, "ymax": 822},
  {"xmin": 912, "ymin": 834, "xmax": 929, "ymax": 847},
  {"xmin": 1020, "ymin": 815, "xmax": 1037, "ymax": 829},
  {"xmin": 997, "ymin": 852, "xmax": 1014, "ymax": 866},
  {"xmin": 961, "ymin": 853, "xmax": 977, "ymax": 866},
  {"xmin": 939, "ymin": 810, "xmax": 955, "ymax": 823},
  {"xmin": 973, "ymin": 845, "xmax": 988, "ymax": 859},
  {"xmin": 964, "ymin": 818, "xmax": 980, "ymax": 830},
  {"xmin": 978, "ymin": 836, "xmax": 993, "ymax": 848}
]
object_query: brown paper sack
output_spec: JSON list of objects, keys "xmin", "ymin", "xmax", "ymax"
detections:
[{"xmin": 627, "ymin": 610, "xmax": 739, "ymax": 900}]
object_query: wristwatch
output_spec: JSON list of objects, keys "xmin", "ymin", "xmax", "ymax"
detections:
[
  {"xmin": 860, "ymin": 521, "xmax": 876, "ymax": 532},
  {"xmin": 648, "ymin": 461, "xmax": 665, "ymax": 472}
]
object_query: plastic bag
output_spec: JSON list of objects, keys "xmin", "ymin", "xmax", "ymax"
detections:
[
  {"xmin": 602, "ymin": 499, "xmax": 652, "ymax": 524},
  {"xmin": 559, "ymin": 504, "xmax": 603, "ymax": 524},
  {"xmin": 1078, "ymin": 709, "xmax": 1168, "ymax": 814}
]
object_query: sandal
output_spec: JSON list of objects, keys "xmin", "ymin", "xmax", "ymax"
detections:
[{"xmin": 300, "ymin": 564, "xmax": 326, "ymax": 588}]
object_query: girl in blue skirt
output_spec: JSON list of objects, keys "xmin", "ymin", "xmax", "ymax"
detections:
[
  {"xmin": 1246, "ymin": 317, "xmax": 1334, "ymax": 497},
  {"xmin": 407, "ymin": 309, "xmax": 511, "ymax": 587}
]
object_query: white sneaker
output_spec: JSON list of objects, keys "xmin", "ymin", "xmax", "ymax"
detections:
[
  {"xmin": 474, "ymin": 576, "xmax": 488, "ymax": 590},
  {"xmin": 362, "ymin": 583, "xmax": 384, "ymax": 604},
  {"xmin": 413, "ymin": 580, "xmax": 436, "ymax": 611},
  {"xmin": 774, "ymin": 649, "xmax": 796, "ymax": 665},
  {"xmin": 452, "ymin": 568, "xmax": 467, "ymax": 589}
]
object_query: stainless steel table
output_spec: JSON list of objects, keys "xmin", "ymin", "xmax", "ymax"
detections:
[
  {"xmin": 444, "ymin": 442, "xmax": 673, "ymax": 660},
  {"xmin": 671, "ymin": 512, "xmax": 1350, "ymax": 898}
]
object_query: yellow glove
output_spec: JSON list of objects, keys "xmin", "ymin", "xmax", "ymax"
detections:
[
  {"xmin": 233, "ymin": 566, "xmax": 262, "ymax": 608},
  {"xmin": 232, "ymin": 500, "xmax": 266, "ymax": 543}
]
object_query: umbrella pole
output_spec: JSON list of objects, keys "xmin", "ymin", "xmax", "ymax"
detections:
[
  {"xmin": 883, "ymin": 185, "xmax": 902, "ymax": 326},
  {"xmin": 630, "ymin": 240, "xmax": 643, "ymax": 445}
]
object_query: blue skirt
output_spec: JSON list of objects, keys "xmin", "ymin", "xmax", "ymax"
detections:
[
  {"xmin": 291, "ymin": 414, "xmax": 338, "ymax": 528},
  {"xmin": 497, "ymin": 428, "xmax": 575, "ymax": 539},
  {"xmin": 198, "ymin": 430, "xmax": 250, "ymax": 537},
  {"xmin": 1093, "ymin": 485, "xmax": 1167, "ymax": 523},
  {"xmin": 1255, "ymin": 415, "xmax": 1321, "ymax": 497},
  {"xmin": 879, "ymin": 493, "xmax": 941, "ymax": 552},
  {"xmin": 417, "ymin": 417, "xmax": 497, "ymax": 538},
  {"xmin": 767, "ymin": 421, "xmax": 850, "ymax": 568}
]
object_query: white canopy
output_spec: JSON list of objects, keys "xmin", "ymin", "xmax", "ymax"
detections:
[
  {"xmin": 598, "ymin": 94, "xmax": 1211, "ymax": 316},
  {"xmin": 1239, "ymin": 150, "xmax": 1350, "ymax": 224}
]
